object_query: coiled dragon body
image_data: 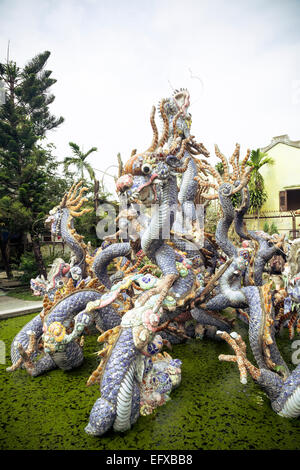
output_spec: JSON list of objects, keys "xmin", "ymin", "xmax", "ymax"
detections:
[{"xmin": 7, "ymin": 89, "xmax": 300, "ymax": 441}]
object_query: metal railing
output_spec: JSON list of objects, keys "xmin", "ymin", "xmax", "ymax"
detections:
[{"xmin": 244, "ymin": 210, "xmax": 300, "ymax": 239}]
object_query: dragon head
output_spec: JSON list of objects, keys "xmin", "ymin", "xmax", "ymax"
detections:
[
  {"xmin": 115, "ymin": 94, "xmax": 207, "ymax": 207},
  {"xmin": 164, "ymin": 88, "xmax": 192, "ymax": 141},
  {"xmin": 30, "ymin": 258, "xmax": 70, "ymax": 301},
  {"xmin": 30, "ymin": 275, "xmax": 47, "ymax": 297},
  {"xmin": 45, "ymin": 181, "xmax": 91, "ymax": 238}
]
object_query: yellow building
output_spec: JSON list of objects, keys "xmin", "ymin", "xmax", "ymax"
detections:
[{"xmin": 245, "ymin": 135, "xmax": 300, "ymax": 237}]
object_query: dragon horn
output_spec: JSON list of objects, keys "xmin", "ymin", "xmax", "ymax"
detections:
[
  {"xmin": 157, "ymin": 98, "xmax": 169, "ymax": 148},
  {"xmin": 59, "ymin": 193, "xmax": 68, "ymax": 208},
  {"xmin": 145, "ymin": 106, "xmax": 159, "ymax": 152}
]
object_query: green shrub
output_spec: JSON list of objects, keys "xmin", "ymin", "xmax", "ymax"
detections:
[
  {"xmin": 17, "ymin": 252, "xmax": 39, "ymax": 284},
  {"xmin": 16, "ymin": 250, "xmax": 70, "ymax": 285},
  {"xmin": 262, "ymin": 221, "xmax": 278, "ymax": 235},
  {"xmin": 204, "ymin": 203, "xmax": 220, "ymax": 234},
  {"xmin": 269, "ymin": 222, "xmax": 279, "ymax": 235}
]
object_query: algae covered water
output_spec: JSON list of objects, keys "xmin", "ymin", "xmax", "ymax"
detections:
[{"xmin": 0, "ymin": 313, "xmax": 299, "ymax": 450}]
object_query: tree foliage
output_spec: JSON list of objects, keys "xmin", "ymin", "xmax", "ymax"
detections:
[
  {"xmin": 246, "ymin": 149, "xmax": 274, "ymax": 215},
  {"xmin": 63, "ymin": 142, "xmax": 97, "ymax": 181},
  {"xmin": 0, "ymin": 51, "xmax": 65, "ymax": 277}
]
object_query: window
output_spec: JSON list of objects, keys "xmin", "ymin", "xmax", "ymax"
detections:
[{"xmin": 279, "ymin": 189, "xmax": 300, "ymax": 211}]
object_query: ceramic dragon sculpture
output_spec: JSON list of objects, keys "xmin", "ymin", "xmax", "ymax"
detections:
[
  {"xmin": 233, "ymin": 183, "xmax": 285, "ymax": 286},
  {"xmin": 279, "ymin": 272, "xmax": 300, "ymax": 339},
  {"xmin": 117, "ymin": 94, "xmax": 214, "ymax": 310},
  {"xmin": 45, "ymin": 181, "xmax": 93, "ymax": 280},
  {"xmin": 7, "ymin": 88, "xmax": 300, "ymax": 440},
  {"xmin": 85, "ymin": 273, "xmax": 183, "ymax": 435},
  {"xmin": 158, "ymin": 89, "xmax": 208, "ymax": 240},
  {"xmin": 191, "ymin": 144, "xmax": 252, "ymax": 314},
  {"xmin": 217, "ymin": 282, "xmax": 300, "ymax": 418},
  {"xmin": 191, "ymin": 147, "xmax": 300, "ymax": 417},
  {"xmin": 30, "ymin": 258, "xmax": 72, "ymax": 301},
  {"xmin": 6, "ymin": 277, "xmax": 122, "ymax": 376}
]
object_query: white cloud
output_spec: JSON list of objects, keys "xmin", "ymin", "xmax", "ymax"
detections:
[{"xmin": 0, "ymin": 0, "xmax": 299, "ymax": 194}]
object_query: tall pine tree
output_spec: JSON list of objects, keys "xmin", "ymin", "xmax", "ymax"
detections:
[{"xmin": 0, "ymin": 51, "xmax": 64, "ymax": 278}]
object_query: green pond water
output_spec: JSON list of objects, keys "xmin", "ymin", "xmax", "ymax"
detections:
[{"xmin": 0, "ymin": 312, "xmax": 299, "ymax": 450}]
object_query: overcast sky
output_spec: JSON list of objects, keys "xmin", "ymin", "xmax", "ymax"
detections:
[{"xmin": 0, "ymin": 0, "xmax": 300, "ymax": 194}]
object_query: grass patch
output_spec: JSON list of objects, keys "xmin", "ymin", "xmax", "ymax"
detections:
[
  {"xmin": 0, "ymin": 314, "xmax": 299, "ymax": 450},
  {"xmin": 5, "ymin": 287, "xmax": 41, "ymax": 302}
]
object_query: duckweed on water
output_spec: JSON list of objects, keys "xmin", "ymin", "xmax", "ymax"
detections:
[{"xmin": 0, "ymin": 313, "xmax": 299, "ymax": 450}]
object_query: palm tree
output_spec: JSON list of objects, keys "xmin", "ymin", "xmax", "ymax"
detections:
[
  {"xmin": 246, "ymin": 149, "xmax": 275, "ymax": 227},
  {"xmin": 63, "ymin": 142, "xmax": 97, "ymax": 181}
]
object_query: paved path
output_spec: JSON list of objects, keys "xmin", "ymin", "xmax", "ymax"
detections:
[{"xmin": 0, "ymin": 294, "xmax": 43, "ymax": 320}]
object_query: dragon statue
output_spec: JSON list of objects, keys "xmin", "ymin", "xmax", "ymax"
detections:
[
  {"xmin": 30, "ymin": 258, "xmax": 72, "ymax": 300},
  {"xmin": 7, "ymin": 88, "xmax": 300, "ymax": 437},
  {"xmin": 45, "ymin": 181, "xmax": 96, "ymax": 280},
  {"xmin": 85, "ymin": 281, "xmax": 183, "ymax": 435},
  {"xmin": 217, "ymin": 282, "xmax": 300, "ymax": 418}
]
